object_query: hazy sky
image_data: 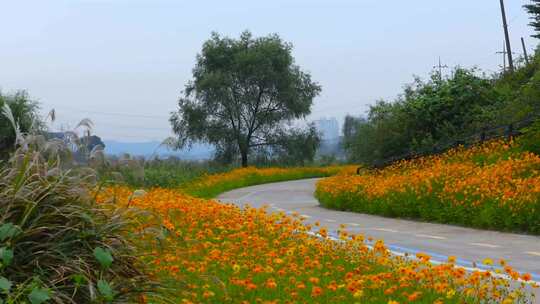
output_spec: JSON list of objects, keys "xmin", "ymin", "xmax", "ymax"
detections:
[{"xmin": 0, "ymin": 0, "xmax": 536, "ymax": 142}]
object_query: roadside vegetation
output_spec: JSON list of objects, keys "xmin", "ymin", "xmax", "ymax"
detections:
[
  {"xmin": 3, "ymin": 3, "xmax": 540, "ymax": 302},
  {"xmin": 181, "ymin": 166, "xmax": 350, "ymax": 198},
  {"xmin": 97, "ymin": 185, "xmax": 537, "ymax": 304},
  {"xmin": 317, "ymin": 139, "xmax": 540, "ymax": 234},
  {"xmin": 342, "ymin": 51, "xmax": 540, "ymax": 167},
  {"xmin": 0, "ymin": 105, "xmax": 156, "ymax": 303}
]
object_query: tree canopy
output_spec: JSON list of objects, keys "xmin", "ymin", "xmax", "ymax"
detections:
[
  {"xmin": 525, "ymin": 0, "xmax": 540, "ymax": 39},
  {"xmin": 170, "ymin": 31, "xmax": 321, "ymax": 166},
  {"xmin": 343, "ymin": 68, "xmax": 505, "ymax": 165}
]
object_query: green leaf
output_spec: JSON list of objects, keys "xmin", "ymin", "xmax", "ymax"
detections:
[
  {"xmin": 0, "ymin": 276, "xmax": 11, "ymax": 293},
  {"xmin": 0, "ymin": 248, "xmax": 13, "ymax": 267},
  {"xmin": 0, "ymin": 223, "xmax": 21, "ymax": 241},
  {"xmin": 71, "ymin": 274, "xmax": 86, "ymax": 286},
  {"xmin": 28, "ymin": 288, "xmax": 50, "ymax": 304},
  {"xmin": 93, "ymin": 247, "xmax": 113, "ymax": 269},
  {"xmin": 97, "ymin": 280, "xmax": 114, "ymax": 302}
]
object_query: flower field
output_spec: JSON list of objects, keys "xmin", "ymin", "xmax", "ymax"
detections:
[
  {"xmin": 317, "ymin": 140, "xmax": 540, "ymax": 234},
  {"xmin": 97, "ymin": 178, "xmax": 536, "ymax": 303},
  {"xmin": 181, "ymin": 166, "xmax": 352, "ymax": 198}
]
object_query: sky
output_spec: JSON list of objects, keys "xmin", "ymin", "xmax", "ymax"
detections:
[{"xmin": 0, "ymin": 0, "xmax": 536, "ymax": 142}]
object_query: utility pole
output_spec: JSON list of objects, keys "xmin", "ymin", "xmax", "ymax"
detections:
[
  {"xmin": 496, "ymin": 41, "xmax": 507, "ymax": 73},
  {"xmin": 433, "ymin": 57, "xmax": 448, "ymax": 82},
  {"xmin": 521, "ymin": 37, "xmax": 530, "ymax": 65},
  {"xmin": 499, "ymin": 0, "xmax": 514, "ymax": 72}
]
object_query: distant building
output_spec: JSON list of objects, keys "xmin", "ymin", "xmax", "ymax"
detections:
[{"xmin": 314, "ymin": 117, "xmax": 339, "ymax": 140}]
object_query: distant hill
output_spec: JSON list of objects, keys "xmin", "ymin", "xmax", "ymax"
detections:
[{"xmin": 104, "ymin": 140, "xmax": 214, "ymax": 160}]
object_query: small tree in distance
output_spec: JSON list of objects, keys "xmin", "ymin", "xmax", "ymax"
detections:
[
  {"xmin": 525, "ymin": 0, "xmax": 540, "ymax": 38},
  {"xmin": 170, "ymin": 31, "xmax": 321, "ymax": 167}
]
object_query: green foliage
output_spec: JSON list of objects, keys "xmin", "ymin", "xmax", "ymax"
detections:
[
  {"xmin": 98, "ymin": 155, "xmax": 230, "ymax": 189},
  {"xmin": 97, "ymin": 280, "xmax": 115, "ymax": 302},
  {"xmin": 0, "ymin": 277, "xmax": 11, "ymax": 294},
  {"xmin": 0, "ymin": 91, "xmax": 43, "ymax": 156},
  {"xmin": 170, "ymin": 30, "xmax": 321, "ymax": 167},
  {"xmin": 259, "ymin": 123, "xmax": 321, "ymax": 166},
  {"xmin": 344, "ymin": 51, "xmax": 540, "ymax": 166},
  {"xmin": 525, "ymin": 0, "xmax": 540, "ymax": 39},
  {"xmin": 28, "ymin": 288, "xmax": 50, "ymax": 304},
  {"xmin": 0, "ymin": 106, "xmax": 155, "ymax": 302},
  {"xmin": 93, "ymin": 247, "xmax": 114, "ymax": 269},
  {"xmin": 518, "ymin": 120, "xmax": 540, "ymax": 155}
]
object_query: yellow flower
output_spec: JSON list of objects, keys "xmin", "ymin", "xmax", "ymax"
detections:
[
  {"xmin": 353, "ymin": 290, "xmax": 363, "ymax": 298},
  {"xmin": 483, "ymin": 258, "xmax": 493, "ymax": 266}
]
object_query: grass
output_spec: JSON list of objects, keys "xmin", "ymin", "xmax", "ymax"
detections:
[{"xmin": 0, "ymin": 140, "xmax": 154, "ymax": 303}]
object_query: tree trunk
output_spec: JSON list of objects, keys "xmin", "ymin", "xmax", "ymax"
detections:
[{"xmin": 241, "ymin": 150, "xmax": 248, "ymax": 167}]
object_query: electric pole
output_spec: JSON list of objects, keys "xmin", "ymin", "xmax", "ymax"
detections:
[
  {"xmin": 433, "ymin": 57, "xmax": 448, "ymax": 82},
  {"xmin": 499, "ymin": 0, "xmax": 514, "ymax": 72},
  {"xmin": 521, "ymin": 37, "xmax": 530, "ymax": 65},
  {"xmin": 496, "ymin": 41, "xmax": 507, "ymax": 73}
]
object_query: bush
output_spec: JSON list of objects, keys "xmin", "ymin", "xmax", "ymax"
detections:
[
  {"xmin": 518, "ymin": 119, "xmax": 540, "ymax": 155},
  {"xmin": 0, "ymin": 139, "xmax": 155, "ymax": 303}
]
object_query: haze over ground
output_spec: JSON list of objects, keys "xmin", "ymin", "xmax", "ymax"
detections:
[{"xmin": 0, "ymin": 0, "xmax": 535, "ymax": 142}]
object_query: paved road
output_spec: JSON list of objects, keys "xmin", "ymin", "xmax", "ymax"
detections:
[{"xmin": 218, "ymin": 178, "xmax": 540, "ymax": 283}]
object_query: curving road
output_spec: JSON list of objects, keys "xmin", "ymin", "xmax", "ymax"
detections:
[{"xmin": 217, "ymin": 178, "xmax": 540, "ymax": 283}]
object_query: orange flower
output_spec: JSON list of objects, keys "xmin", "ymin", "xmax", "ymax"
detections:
[{"xmin": 311, "ymin": 286, "xmax": 323, "ymax": 297}]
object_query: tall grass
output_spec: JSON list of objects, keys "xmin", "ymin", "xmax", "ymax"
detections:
[{"xmin": 0, "ymin": 104, "xmax": 155, "ymax": 303}]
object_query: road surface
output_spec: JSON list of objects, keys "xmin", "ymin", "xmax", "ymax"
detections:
[{"xmin": 218, "ymin": 178, "xmax": 540, "ymax": 284}]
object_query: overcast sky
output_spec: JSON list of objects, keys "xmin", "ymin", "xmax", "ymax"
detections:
[{"xmin": 0, "ymin": 0, "xmax": 536, "ymax": 142}]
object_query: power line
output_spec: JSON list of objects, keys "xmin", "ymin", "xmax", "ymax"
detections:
[{"xmin": 47, "ymin": 105, "xmax": 171, "ymax": 119}]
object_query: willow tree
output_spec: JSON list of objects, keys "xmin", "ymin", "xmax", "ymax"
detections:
[{"xmin": 170, "ymin": 31, "xmax": 321, "ymax": 167}]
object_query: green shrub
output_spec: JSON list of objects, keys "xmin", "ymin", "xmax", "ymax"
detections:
[{"xmin": 519, "ymin": 120, "xmax": 540, "ymax": 155}]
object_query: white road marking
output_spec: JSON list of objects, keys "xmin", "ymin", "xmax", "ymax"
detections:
[
  {"xmin": 235, "ymin": 191, "xmax": 261, "ymax": 201},
  {"xmin": 373, "ymin": 228, "xmax": 398, "ymax": 233},
  {"xmin": 300, "ymin": 215, "xmax": 311, "ymax": 219},
  {"xmin": 526, "ymin": 251, "xmax": 540, "ymax": 257},
  {"xmin": 346, "ymin": 223, "xmax": 360, "ymax": 227},
  {"xmin": 325, "ymin": 219, "xmax": 337, "ymax": 223},
  {"xmin": 306, "ymin": 231, "xmax": 540, "ymax": 286},
  {"xmin": 469, "ymin": 243, "xmax": 501, "ymax": 248},
  {"xmin": 415, "ymin": 234, "xmax": 447, "ymax": 240},
  {"xmin": 275, "ymin": 208, "xmax": 285, "ymax": 212}
]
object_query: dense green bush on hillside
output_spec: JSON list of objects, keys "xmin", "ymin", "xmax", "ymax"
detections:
[
  {"xmin": 519, "ymin": 120, "xmax": 540, "ymax": 155},
  {"xmin": 344, "ymin": 68, "xmax": 503, "ymax": 164},
  {"xmin": 344, "ymin": 50, "xmax": 540, "ymax": 166}
]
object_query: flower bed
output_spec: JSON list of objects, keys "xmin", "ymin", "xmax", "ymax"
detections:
[
  {"xmin": 97, "ymin": 185, "xmax": 536, "ymax": 303},
  {"xmin": 317, "ymin": 140, "xmax": 540, "ymax": 234}
]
